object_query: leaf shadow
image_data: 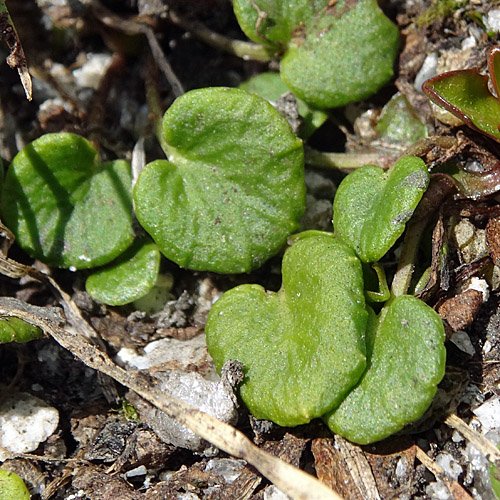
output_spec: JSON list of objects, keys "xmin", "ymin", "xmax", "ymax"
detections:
[
  {"xmin": 21, "ymin": 143, "xmax": 74, "ymax": 263},
  {"xmin": 7, "ymin": 145, "xmax": 133, "ymax": 267}
]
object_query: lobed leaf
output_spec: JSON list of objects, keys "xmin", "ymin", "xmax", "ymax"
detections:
[
  {"xmin": 1, "ymin": 133, "xmax": 134, "ymax": 269},
  {"xmin": 134, "ymin": 87, "xmax": 305, "ymax": 273},
  {"xmin": 333, "ymin": 156, "xmax": 429, "ymax": 262},
  {"xmin": 325, "ymin": 295, "xmax": 446, "ymax": 444},
  {"xmin": 206, "ymin": 231, "xmax": 367, "ymax": 426},
  {"xmin": 235, "ymin": 0, "xmax": 399, "ymax": 108}
]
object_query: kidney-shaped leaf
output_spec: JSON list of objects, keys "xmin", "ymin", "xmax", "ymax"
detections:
[
  {"xmin": 134, "ymin": 87, "xmax": 305, "ymax": 273},
  {"xmin": 1, "ymin": 133, "xmax": 134, "ymax": 269},
  {"xmin": 325, "ymin": 295, "xmax": 446, "ymax": 444},
  {"xmin": 423, "ymin": 69, "xmax": 500, "ymax": 142},
  {"xmin": 234, "ymin": 0, "xmax": 399, "ymax": 108},
  {"xmin": 86, "ymin": 239, "xmax": 161, "ymax": 306},
  {"xmin": 205, "ymin": 231, "xmax": 367, "ymax": 426},
  {"xmin": 334, "ymin": 156, "xmax": 429, "ymax": 262}
]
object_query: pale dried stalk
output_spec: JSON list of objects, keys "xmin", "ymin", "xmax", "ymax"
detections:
[
  {"xmin": 0, "ymin": 0, "xmax": 32, "ymax": 100},
  {"xmin": 445, "ymin": 413, "xmax": 500, "ymax": 465},
  {"xmin": 167, "ymin": 9, "xmax": 271, "ymax": 62},
  {"xmin": 415, "ymin": 446, "xmax": 473, "ymax": 500},
  {"xmin": 91, "ymin": 0, "xmax": 184, "ymax": 96}
]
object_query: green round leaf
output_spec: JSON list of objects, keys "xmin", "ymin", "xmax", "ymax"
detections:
[
  {"xmin": 234, "ymin": 0, "xmax": 399, "ymax": 108},
  {"xmin": 134, "ymin": 87, "xmax": 305, "ymax": 273},
  {"xmin": 206, "ymin": 231, "xmax": 367, "ymax": 426},
  {"xmin": 0, "ymin": 317, "xmax": 43, "ymax": 344},
  {"xmin": 333, "ymin": 156, "xmax": 429, "ymax": 262},
  {"xmin": 0, "ymin": 470, "xmax": 30, "ymax": 500},
  {"xmin": 239, "ymin": 72, "xmax": 328, "ymax": 137},
  {"xmin": 86, "ymin": 239, "xmax": 161, "ymax": 306},
  {"xmin": 325, "ymin": 295, "xmax": 446, "ymax": 444},
  {"xmin": 1, "ymin": 133, "xmax": 134, "ymax": 269},
  {"xmin": 281, "ymin": 0, "xmax": 399, "ymax": 108}
]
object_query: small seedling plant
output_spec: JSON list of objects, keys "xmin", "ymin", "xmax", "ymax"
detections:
[
  {"xmin": 1, "ymin": 87, "xmax": 306, "ymax": 305},
  {"xmin": 206, "ymin": 156, "xmax": 446, "ymax": 445},
  {"xmin": 0, "ymin": 0, "xmax": 447, "ymax": 446},
  {"xmin": 0, "ymin": 0, "xmax": 403, "ymax": 305}
]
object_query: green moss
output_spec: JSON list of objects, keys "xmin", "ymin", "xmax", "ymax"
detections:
[{"xmin": 415, "ymin": 0, "xmax": 468, "ymax": 27}]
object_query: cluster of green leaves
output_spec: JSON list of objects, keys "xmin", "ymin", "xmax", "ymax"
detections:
[
  {"xmin": 423, "ymin": 45, "xmax": 500, "ymax": 142},
  {"xmin": 0, "ymin": 0, "xmax": 448, "ymax": 447},
  {"xmin": 206, "ymin": 157, "xmax": 446, "ymax": 445},
  {"xmin": 1, "ymin": 88, "xmax": 305, "ymax": 306},
  {"xmin": 1, "ymin": 0, "xmax": 402, "ymax": 309}
]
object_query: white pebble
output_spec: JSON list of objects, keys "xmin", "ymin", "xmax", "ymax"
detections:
[
  {"xmin": 264, "ymin": 485, "xmax": 293, "ymax": 500},
  {"xmin": 204, "ymin": 458, "xmax": 246, "ymax": 484},
  {"xmin": 472, "ymin": 397, "xmax": 500, "ymax": 433},
  {"xmin": 487, "ymin": 9, "xmax": 500, "ymax": 32},
  {"xmin": 73, "ymin": 53, "xmax": 113, "ymax": 89},
  {"xmin": 461, "ymin": 35, "xmax": 477, "ymax": 50},
  {"xmin": 124, "ymin": 465, "xmax": 147, "ymax": 478},
  {"xmin": 425, "ymin": 480, "xmax": 454, "ymax": 500},
  {"xmin": 0, "ymin": 392, "xmax": 59, "ymax": 461},
  {"xmin": 435, "ymin": 452, "xmax": 463, "ymax": 480},
  {"xmin": 415, "ymin": 53, "xmax": 438, "ymax": 92}
]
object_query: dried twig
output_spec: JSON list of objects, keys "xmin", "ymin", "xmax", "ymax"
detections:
[
  {"xmin": 333, "ymin": 437, "xmax": 381, "ymax": 500},
  {"xmin": 0, "ymin": 1, "xmax": 32, "ymax": 100},
  {"xmin": 445, "ymin": 413, "xmax": 500, "ymax": 465},
  {"xmin": 415, "ymin": 446, "xmax": 473, "ymax": 500},
  {"xmin": 0, "ymin": 222, "xmax": 119, "ymax": 402},
  {"xmin": 90, "ymin": 0, "xmax": 184, "ymax": 96},
  {"xmin": 167, "ymin": 8, "xmax": 271, "ymax": 62}
]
